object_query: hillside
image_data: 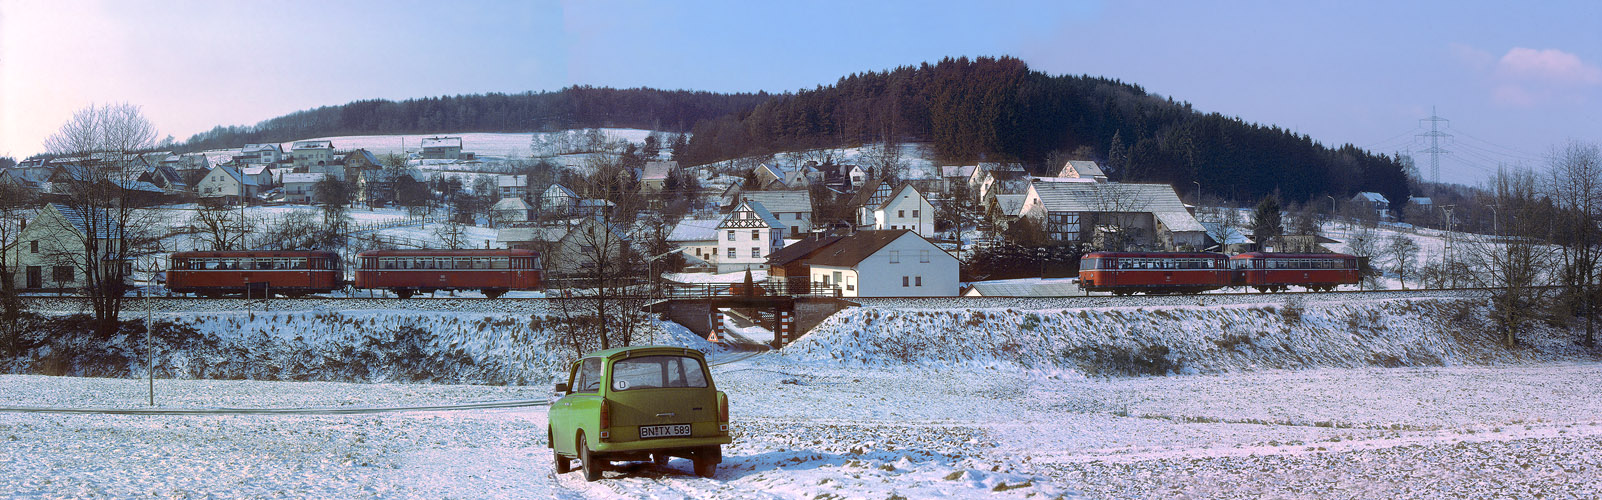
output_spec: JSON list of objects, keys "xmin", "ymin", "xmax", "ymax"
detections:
[{"xmin": 178, "ymin": 56, "xmax": 1410, "ymax": 208}]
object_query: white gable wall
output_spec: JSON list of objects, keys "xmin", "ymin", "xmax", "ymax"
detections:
[
  {"xmin": 873, "ymin": 187, "xmax": 935, "ymax": 236},
  {"xmin": 809, "ymin": 233, "xmax": 958, "ymax": 297}
]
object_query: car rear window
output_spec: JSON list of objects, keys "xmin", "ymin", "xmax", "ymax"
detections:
[{"xmin": 610, "ymin": 355, "xmax": 708, "ymax": 391}]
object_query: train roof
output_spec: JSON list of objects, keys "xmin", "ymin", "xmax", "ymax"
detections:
[
  {"xmin": 1082, "ymin": 251, "xmax": 1228, "ymax": 259},
  {"xmin": 356, "ymin": 248, "xmax": 539, "ymax": 257},
  {"xmin": 1231, "ymin": 252, "xmax": 1357, "ymax": 259},
  {"xmin": 171, "ymin": 250, "xmax": 339, "ymax": 258}
]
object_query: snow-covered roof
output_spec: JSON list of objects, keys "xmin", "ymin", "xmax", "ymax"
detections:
[
  {"xmin": 421, "ymin": 137, "xmax": 462, "ymax": 149},
  {"xmin": 242, "ymin": 144, "xmax": 280, "ymax": 154},
  {"xmin": 721, "ymin": 200, "xmax": 786, "ymax": 230},
  {"xmin": 1409, "ymin": 196, "xmax": 1433, "ymax": 206},
  {"xmin": 212, "ymin": 165, "xmax": 258, "ymax": 186},
  {"xmin": 543, "ymin": 184, "xmax": 578, "ymax": 199},
  {"xmin": 241, "ymin": 166, "xmax": 272, "ymax": 176},
  {"xmin": 642, "ymin": 161, "xmax": 676, "ymax": 181},
  {"xmin": 963, "ymin": 280, "xmax": 1082, "ymax": 297},
  {"xmin": 48, "ymin": 203, "xmax": 123, "ymax": 240},
  {"xmin": 940, "ymin": 165, "xmax": 977, "ymax": 178},
  {"xmin": 492, "ymin": 197, "xmax": 530, "ymax": 211},
  {"xmin": 1354, "ymin": 192, "xmax": 1390, "ymax": 204},
  {"xmin": 667, "ymin": 218, "xmax": 722, "ymax": 242},
  {"xmin": 738, "ymin": 190, "xmax": 812, "ymax": 215},
  {"xmin": 995, "ymin": 194, "xmax": 1028, "ymax": 217},
  {"xmin": 292, "ymin": 140, "xmax": 333, "ymax": 150},
  {"xmin": 496, "ymin": 226, "xmax": 569, "ymax": 244},
  {"xmin": 1200, "ymin": 222, "xmax": 1253, "ymax": 245},
  {"xmin": 1029, "ymin": 182, "xmax": 1205, "ymax": 233},
  {"xmin": 282, "ymin": 173, "xmax": 326, "ymax": 184},
  {"xmin": 1058, "ymin": 160, "xmax": 1105, "ymax": 179},
  {"xmin": 498, "ymin": 175, "xmax": 527, "ymax": 188}
]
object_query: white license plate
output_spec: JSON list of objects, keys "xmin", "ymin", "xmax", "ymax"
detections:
[{"xmin": 639, "ymin": 424, "xmax": 692, "ymax": 439}]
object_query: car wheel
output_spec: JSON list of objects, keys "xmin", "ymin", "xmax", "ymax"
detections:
[
  {"xmin": 579, "ymin": 435, "xmax": 602, "ymax": 482},
  {"xmin": 652, "ymin": 453, "xmax": 670, "ymax": 467},
  {"xmin": 693, "ymin": 458, "xmax": 716, "ymax": 478}
]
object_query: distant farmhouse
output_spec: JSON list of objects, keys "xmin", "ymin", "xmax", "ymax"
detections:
[{"xmin": 421, "ymin": 137, "xmax": 464, "ymax": 160}]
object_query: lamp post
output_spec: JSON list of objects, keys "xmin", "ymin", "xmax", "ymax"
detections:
[
  {"xmin": 1192, "ymin": 181, "xmax": 1202, "ymax": 206},
  {"xmin": 1327, "ymin": 195, "xmax": 1337, "ymax": 230}
]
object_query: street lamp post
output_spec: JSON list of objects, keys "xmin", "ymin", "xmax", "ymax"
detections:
[{"xmin": 1192, "ymin": 181, "xmax": 1202, "ymax": 206}]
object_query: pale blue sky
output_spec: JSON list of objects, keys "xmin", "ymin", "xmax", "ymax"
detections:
[{"xmin": 3, "ymin": 0, "xmax": 1599, "ymax": 184}]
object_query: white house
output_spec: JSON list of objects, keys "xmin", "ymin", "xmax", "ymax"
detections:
[
  {"xmin": 5, "ymin": 203, "xmax": 133, "ymax": 292},
  {"xmin": 806, "ymin": 230, "xmax": 959, "ymax": 297},
  {"xmin": 540, "ymin": 184, "xmax": 580, "ymax": 215},
  {"xmin": 1020, "ymin": 181, "xmax": 1206, "ymax": 250},
  {"xmin": 240, "ymin": 144, "xmax": 283, "ymax": 165},
  {"xmin": 499, "ymin": 175, "xmax": 529, "ymax": 200},
  {"xmin": 421, "ymin": 136, "xmax": 463, "ymax": 160},
  {"xmin": 195, "ymin": 165, "xmax": 258, "ymax": 202},
  {"xmin": 1056, "ymin": 160, "xmax": 1107, "ymax": 182},
  {"xmin": 736, "ymin": 190, "xmax": 812, "ymax": 237},
  {"xmin": 856, "ymin": 183, "xmax": 934, "ymax": 236},
  {"xmin": 1353, "ymin": 192, "xmax": 1392, "ymax": 219},
  {"xmin": 667, "ymin": 217, "xmax": 722, "ymax": 265},
  {"xmin": 716, "ymin": 200, "xmax": 787, "ymax": 274},
  {"xmin": 640, "ymin": 161, "xmax": 676, "ymax": 194},
  {"xmin": 291, "ymin": 140, "xmax": 335, "ymax": 169},
  {"xmin": 282, "ymin": 173, "xmax": 326, "ymax": 204},
  {"xmin": 241, "ymin": 165, "xmax": 275, "ymax": 187},
  {"xmin": 490, "ymin": 197, "xmax": 533, "ymax": 226}
]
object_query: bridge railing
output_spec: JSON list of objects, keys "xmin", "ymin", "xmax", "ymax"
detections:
[{"xmin": 660, "ymin": 279, "xmax": 842, "ymax": 299}]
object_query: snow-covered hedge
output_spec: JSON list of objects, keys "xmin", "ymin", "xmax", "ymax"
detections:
[
  {"xmin": 783, "ymin": 298, "xmax": 1598, "ymax": 375},
  {"xmin": 2, "ymin": 311, "xmax": 717, "ymax": 385}
]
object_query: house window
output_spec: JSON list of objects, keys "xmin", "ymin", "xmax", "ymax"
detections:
[
  {"xmin": 727, "ymin": 248, "xmax": 735, "ymax": 258},
  {"xmin": 916, "ymin": 276, "xmax": 923, "ymax": 287},
  {"xmin": 846, "ymin": 276, "xmax": 854, "ymax": 291},
  {"xmin": 898, "ymin": 210, "xmax": 905, "ymax": 218},
  {"xmin": 902, "ymin": 276, "xmax": 909, "ymax": 287},
  {"xmin": 727, "ymin": 230, "xmax": 735, "ymax": 241},
  {"xmin": 52, "ymin": 265, "xmax": 73, "ymax": 283},
  {"xmin": 920, "ymin": 250, "xmax": 930, "ymax": 263},
  {"xmin": 889, "ymin": 251, "xmax": 899, "ymax": 263},
  {"xmin": 1047, "ymin": 212, "xmax": 1081, "ymax": 241},
  {"xmin": 912, "ymin": 210, "xmax": 919, "ymax": 218},
  {"xmin": 832, "ymin": 271, "xmax": 842, "ymax": 285},
  {"xmin": 30, "ymin": 240, "xmax": 38, "ymax": 253},
  {"xmin": 751, "ymin": 247, "xmax": 760, "ymax": 258},
  {"xmin": 751, "ymin": 229, "xmax": 760, "ymax": 240}
]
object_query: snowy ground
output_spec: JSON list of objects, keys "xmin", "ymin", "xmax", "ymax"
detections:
[{"xmin": 5, "ymin": 358, "xmax": 1602, "ymax": 498}]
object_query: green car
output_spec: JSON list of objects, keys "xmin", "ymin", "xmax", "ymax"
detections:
[{"xmin": 548, "ymin": 345, "xmax": 732, "ymax": 481}]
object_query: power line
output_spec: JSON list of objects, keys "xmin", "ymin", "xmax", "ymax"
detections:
[{"xmin": 1417, "ymin": 106, "xmax": 1452, "ymax": 184}]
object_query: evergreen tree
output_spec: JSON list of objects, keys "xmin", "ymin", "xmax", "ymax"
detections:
[{"xmin": 1251, "ymin": 195, "xmax": 1283, "ymax": 251}]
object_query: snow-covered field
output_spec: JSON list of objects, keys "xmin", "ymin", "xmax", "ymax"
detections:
[
  {"xmin": 5, "ymin": 356, "xmax": 1602, "ymax": 498},
  {"xmin": 273, "ymin": 129, "xmax": 658, "ymax": 159}
]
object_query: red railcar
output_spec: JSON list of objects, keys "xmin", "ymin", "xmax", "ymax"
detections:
[
  {"xmin": 354, "ymin": 249, "xmax": 542, "ymax": 299},
  {"xmin": 1078, "ymin": 251, "xmax": 1231, "ymax": 295},
  {"xmin": 1230, "ymin": 252, "xmax": 1360, "ymax": 292},
  {"xmin": 168, "ymin": 250, "xmax": 343, "ymax": 297}
]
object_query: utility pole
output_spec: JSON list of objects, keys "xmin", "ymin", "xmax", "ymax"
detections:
[
  {"xmin": 1441, "ymin": 204, "xmax": 1456, "ymax": 289},
  {"xmin": 1417, "ymin": 107, "xmax": 1452, "ymax": 184}
]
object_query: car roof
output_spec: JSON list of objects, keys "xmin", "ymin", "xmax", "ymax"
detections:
[{"xmin": 585, "ymin": 345, "xmax": 708, "ymax": 361}]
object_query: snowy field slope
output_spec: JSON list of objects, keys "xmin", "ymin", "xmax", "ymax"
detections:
[
  {"xmin": 5, "ymin": 357, "xmax": 1602, "ymax": 498},
  {"xmin": 1, "ymin": 311, "xmax": 719, "ymax": 387},
  {"xmin": 786, "ymin": 296, "xmax": 1599, "ymax": 374},
  {"xmin": 275, "ymin": 129, "xmax": 657, "ymax": 159}
]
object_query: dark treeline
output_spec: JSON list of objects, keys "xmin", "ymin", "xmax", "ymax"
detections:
[
  {"xmin": 680, "ymin": 56, "xmax": 1410, "ymax": 206},
  {"xmin": 181, "ymin": 86, "xmax": 771, "ymax": 152}
]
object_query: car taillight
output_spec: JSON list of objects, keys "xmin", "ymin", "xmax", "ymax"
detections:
[
  {"xmin": 599, "ymin": 398, "xmax": 611, "ymax": 440},
  {"xmin": 719, "ymin": 393, "xmax": 729, "ymax": 423}
]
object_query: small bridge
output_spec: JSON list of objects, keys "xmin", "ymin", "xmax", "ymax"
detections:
[{"xmin": 647, "ymin": 280, "xmax": 856, "ymax": 348}]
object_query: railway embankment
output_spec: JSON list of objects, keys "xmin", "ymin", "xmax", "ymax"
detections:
[{"xmin": 786, "ymin": 295, "xmax": 1601, "ymax": 375}]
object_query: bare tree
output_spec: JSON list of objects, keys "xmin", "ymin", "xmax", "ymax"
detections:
[
  {"xmin": 255, "ymin": 210, "xmax": 322, "ymax": 250},
  {"xmin": 1200, "ymin": 205, "xmax": 1243, "ymax": 252},
  {"xmin": 42, "ymin": 103, "xmax": 161, "ymax": 337},
  {"xmin": 434, "ymin": 219, "xmax": 470, "ymax": 249},
  {"xmin": 0, "ymin": 182, "xmax": 35, "ymax": 352},
  {"xmin": 1470, "ymin": 166, "xmax": 1555, "ymax": 346},
  {"xmin": 189, "ymin": 198, "xmax": 254, "ymax": 251},
  {"xmin": 1545, "ymin": 141, "xmax": 1602, "ymax": 347},
  {"xmin": 1384, "ymin": 233, "xmax": 1420, "ymax": 289},
  {"xmin": 550, "ymin": 154, "xmax": 652, "ymax": 352},
  {"xmin": 1344, "ymin": 222, "xmax": 1382, "ymax": 289}
]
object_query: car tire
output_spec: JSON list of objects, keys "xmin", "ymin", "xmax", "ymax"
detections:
[
  {"xmin": 652, "ymin": 453, "xmax": 670, "ymax": 467},
  {"xmin": 693, "ymin": 458, "xmax": 716, "ymax": 478},
  {"xmin": 579, "ymin": 435, "xmax": 602, "ymax": 482}
]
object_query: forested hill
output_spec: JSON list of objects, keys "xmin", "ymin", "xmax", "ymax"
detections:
[
  {"xmin": 182, "ymin": 56, "xmax": 1408, "ymax": 205},
  {"xmin": 180, "ymin": 87, "xmax": 771, "ymax": 152},
  {"xmin": 681, "ymin": 56, "xmax": 1410, "ymax": 206}
]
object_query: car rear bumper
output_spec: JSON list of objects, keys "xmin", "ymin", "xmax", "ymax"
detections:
[{"xmin": 593, "ymin": 434, "xmax": 731, "ymax": 453}]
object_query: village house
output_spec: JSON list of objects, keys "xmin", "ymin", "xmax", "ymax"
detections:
[
  {"xmin": 640, "ymin": 161, "xmax": 676, "ymax": 194},
  {"xmin": 281, "ymin": 173, "xmax": 326, "ymax": 204},
  {"xmin": 5, "ymin": 203, "xmax": 133, "ymax": 292},
  {"xmin": 539, "ymin": 184, "xmax": 580, "ymax": 216},
  {"xmin": 804, "ymin": 230, "xmax": 959, "ymax": 297},
  {"xmin": 499, "ymin": 175, "xmax": 530, "ymax": 201},
  {"xmin": 715, "ymin": 200, "xmax": 787, "ymax": 274},
  {"xmin": 1352, "ymin": 192, "xmax": 1392, "ymax": 219},
  {"xmin": 195, "ymin": 165, "xmax": 258, "ymax": 203},
  {"xmin": 240, "ymin": 144, "xmax": 283, "ymax": 165},
  {"xmin": 421, "ymin": 137, "xmax": 464, "ymax": 160},
  {"xmin": 736, "ymin": 190, "xmax": 813, "ymax": 237},
  {"xmin": 970, "ymin": 162, "xmax": 1029, "ymax": 201},
  {"xmin": 290, "ymin": 140, "xmax": 336, "ymax": 170},
  {"xmin": 667, "ymin": 217, "xmax": 723, "ymax": 267},
  {"xmin": 241, "ymin": 165, "xmax": 275, "ymax": 187},
  {"xmin": 496, "ymin": 217, "xmax": 630, "ymax": 278},
  {"xmin": 765, "ymin": 232, "xmax": 845, "ymax": 293},
  {"xmin": 1020, "ymin": 181, "xmax": 1206, "ymax": 250},
  {"xmin": 851, "ymin": 181, "xmax": 934, "ymax": 237},
  {"xmin": 490, "ymin": 197, "xmax": 533, "ymax": 227},
  {"xmin": 1056, "ymin": 160, "xmax": 1108, "ymax": 183}
]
